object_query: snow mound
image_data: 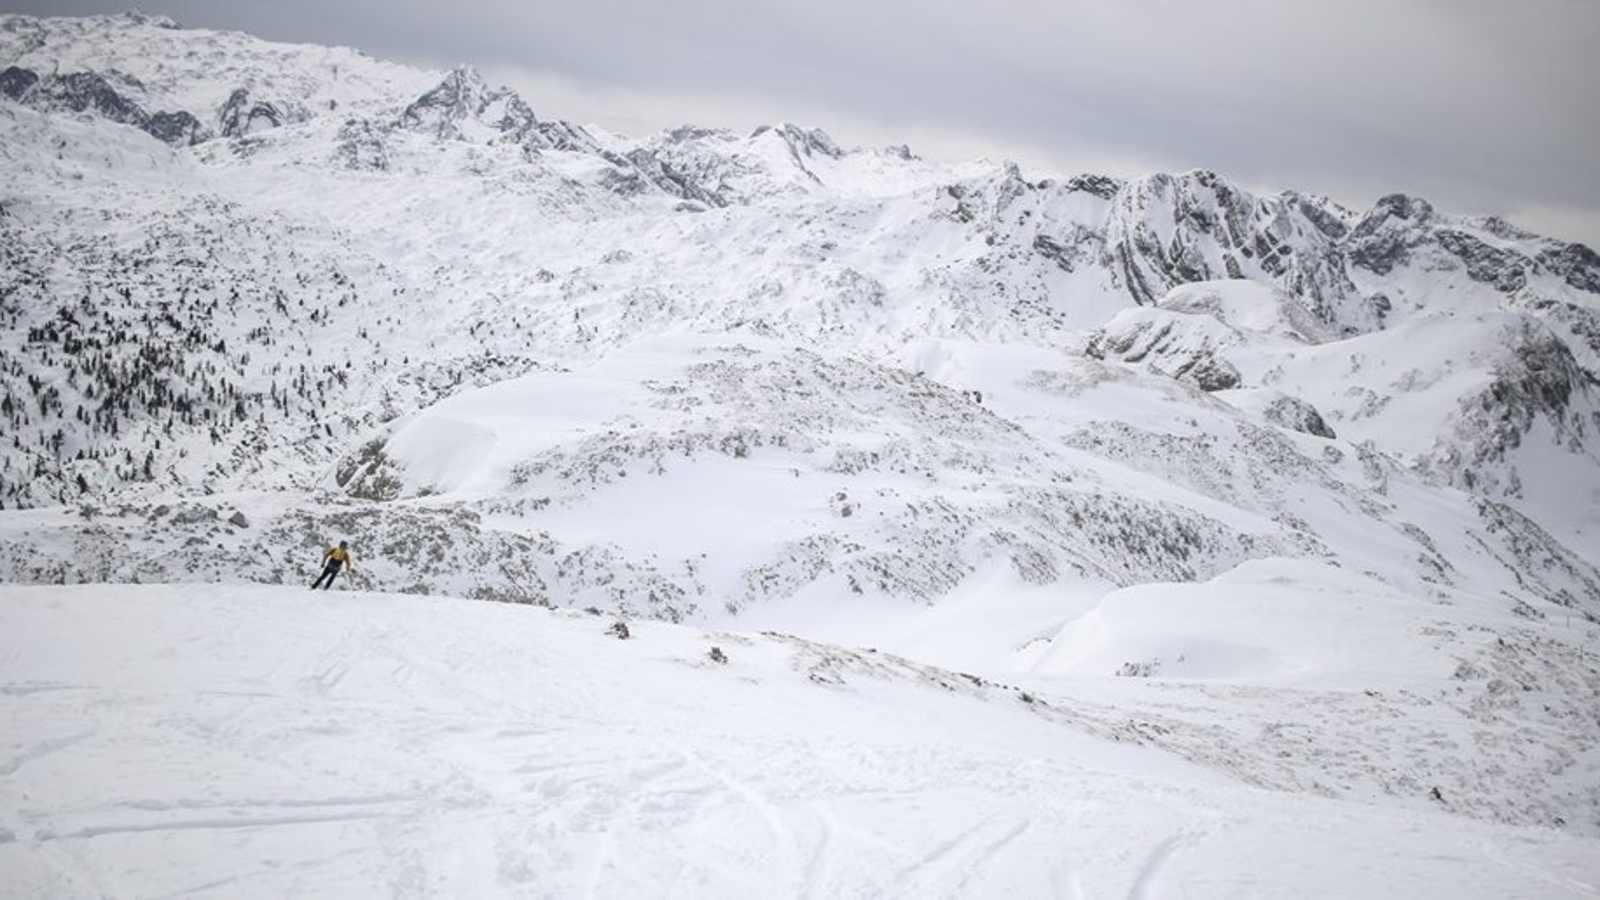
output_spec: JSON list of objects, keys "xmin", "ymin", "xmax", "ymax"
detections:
[
  {"xmin": 1086, "ymin": 307, "xmax": 1246, "ymax": 391},
  {"xmin": 1158, "ymin": 279, "xmax": 1336, "ymax": 344}
]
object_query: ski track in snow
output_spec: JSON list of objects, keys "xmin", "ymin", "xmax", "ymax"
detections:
[
  {"xmin": 0, "ymin": 728, "xmax": 97, "ymax": 777},
  {"xmin": 1125, "ymin": 831, "xmax": 1192, "ymax": 900},
  {"xmin": 2, "ymin": 584, "xmax": 1598, "ymax": 898}
]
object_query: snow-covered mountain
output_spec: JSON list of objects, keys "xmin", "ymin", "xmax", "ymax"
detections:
[{"xmin": 2, "ymin": 11, "xmax": 1599, "ymax": 893}]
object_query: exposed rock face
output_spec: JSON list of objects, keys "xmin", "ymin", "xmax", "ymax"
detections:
[
  {"xmin": 144, "ymin": 109, "xmax": 203, "ymax": 145},
  {"xmin": 1426, "ymin": 319, "xmax": 1598, "ymax": 495},
  {"xmin": 398, "ymin": 66, "xmax": 538, "ymax": 143},
  {"xmin": 1536, "ymin": 243, "xmax": 1600, "ymax": 294},
  {"xmin": 752, "ymin": 122, "xmax": 844, "ymax": 165},
  {"xmin": 1264, "ymin": 395, "xmax": 1337, "ymax": 439},
  {"xmin": 1346, "ymin": 193, "xmax": 1436, "ymax": 276},
  {"xmin": 604, "ymin": 147, "xmax": 723, "ymax": 207},
  {"xmin": 621, "ymin": 123, "xmax": 866, "ymax": 207},
  {"xmin": 1179, "ymin": 355, "xmax": 1242, "ymax": 392},
  {"xmin": 1064, "ymin": 173, "xmax": 1123, "ymax": 199},
  {"xmin": 1033, "ymin": 231, "xmax": 1096, "ymax": 272},
  {"xmin": 1096, "ymin": 171, "xmax": 1363, "ymax": 325},
  {"xmin": 398, "ymin": 67, "xmax": 485, "ymax": 137},
  {"xmin": 334, "ymin": 438, "xmax": 404, "ymax": 501},
  {"xmin": 0, "ymin": 65, "xmax": 38, "ymax": 99},
  {"xmin": 531, "ymin": 119, "xmax": 599, "ymax": 153},
  {"xmin": 1436, "ymin": 230, "xmax": 1529, "ymax": 293},
  {"xmin": 1081, "ymin": 176, "xmax": 1599, "ymax": 347},
  {"xmin": 0, "ymin": 67, "xmax": 209, "ymax": 145},
  {"xmin": 31, "ymin": 70, "xmax": 146, "ymax": 124},
  {"xmin": 218, "ymin": 88, "xmax": 283, "ymax": 138}
]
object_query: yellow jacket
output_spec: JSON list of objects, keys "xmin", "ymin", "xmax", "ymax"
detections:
[{"xmin": 325, "ymin": 546, "xmax": 352, "ymax": 565}]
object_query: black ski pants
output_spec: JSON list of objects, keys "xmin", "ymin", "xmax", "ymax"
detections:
[{"xmin": 312, "ymin": 559, "xmax": 343, "ymax": 590}]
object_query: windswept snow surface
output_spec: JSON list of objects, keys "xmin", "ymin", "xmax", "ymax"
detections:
[{"xmin": 3, "ymin": 583, "xmax": 1597, "ymax": 899}]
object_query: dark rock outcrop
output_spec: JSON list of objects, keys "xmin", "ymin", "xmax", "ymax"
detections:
[
  {"xmin": 144, "ymin": 109, "xmax": 204, "ymax": 145},
  {"xmin": 1064, "ymin": 173, "xmax": 1123, "ymax": 199},
  {"xmin": 399, "ymin": 66, "xmax": 536, "ymax": 143},
  {"xmin": 1435, "ymin": 230, "xmax": 1529, "ymax": 293},
  {"xmin": 1429, "ymin": 320, "xmax": 1596, "ymax": 496},
  {"xmin": 1346, "ymin": 194, "xmax": 1435, "ymax": 275},
  {"xmin": 752, "ymin": 123, "xmax": 844, "ymax": 161},
  {"xmin": 1536, "ymin": 243, "xmax": 1600, "ymax": 294},
  {"xmin": 1263, "ymin": 395, "xmax": 1337, "ymax": 439},
  {"xmin": 0, "ymin": 66, "xmax": 39, "ymax": 100},
  {"xmin": 218, "ymin": 87, "xmax": 283, "ymax": 138},
  {"xmin": 6, "ymin": 68, "xmax": 208, "ymax": 145},
  {"xmin": 33, "ymin": 70, "xmax": 145, "ymax": 124}
]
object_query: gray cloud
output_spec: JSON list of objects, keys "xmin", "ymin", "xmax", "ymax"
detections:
[{"xmin": 11, "ymin": 0, "xmax": 1600, "ymax": 243}]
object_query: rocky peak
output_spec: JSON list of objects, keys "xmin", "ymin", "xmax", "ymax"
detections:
[
  {"xmin": 120, "ymin": 11, "xmax": 181, "ymax": 30},
  {"xmin": 400, "ymin": 66, "xmax": 490, "ymax": 128},
  {"xmin": 939, "ymin": 162, "xmax": 1036, "ymax": 227},
  {"xmin": 664, "ymin": 124, "xmax": 731, "ymax": 143},
  {"xmin": 752, "ymin": 122, "xmax": 844, "ymax": 160},
  {"xmin": 1286, "ymin": 193, "xmax": 1354, "ymax": 240},
  {"xmin": 1351, "ymin": 193, "xmax": 1436, "ymax": 237},
  {"xmin": 1345, "ymin": 193, "xmax": 1438, "ymax": 276},
  {"xmin": 398, "ymin": 66, "xmax": 538, "ymax": 142},
  {"xmin": 1377, "ymin": 193, "xmax": 1434, "ymax": 221}
]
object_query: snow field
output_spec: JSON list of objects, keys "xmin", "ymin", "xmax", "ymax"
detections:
[{"xmin": 3, "ymin": 583, "xmax": 1597, "ymax": 898}]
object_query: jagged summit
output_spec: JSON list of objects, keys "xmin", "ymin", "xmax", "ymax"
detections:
[
  {"xmin": 398, "ymin": 65, "xmax": 539, "ymax": 142},
  {"xmin": 118, "ymin": 9, "xmax": 181, "ymax": 29},
  {"xmin": 751, "ymin": 121, "xmax": 845, "ymax": 157}
]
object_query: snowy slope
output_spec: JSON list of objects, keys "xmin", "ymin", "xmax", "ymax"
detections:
[
  {"xmin": 2, "ymin": 12, "xmax": 1600, "ymax": 890},
  {"xmin": 1090, "ymin": 280, "xmax": 1600, "ymax": 544},
  {"xmin": 3, "ymin": 12, "xmax": 1598, "ymax": 514},
  {"xmin": 3, "ymin": 583, "xmax": 1597, "ymax": 898}
]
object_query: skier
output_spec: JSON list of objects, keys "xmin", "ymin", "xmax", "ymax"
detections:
[{"xmin": 311, "ymin": 540, "xmax": 353, "ymax": 590}]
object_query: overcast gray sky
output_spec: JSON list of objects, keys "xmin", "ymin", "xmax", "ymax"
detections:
[{"xmin": 13, "ymin": 0, "xmax": 1600, "ymax": 245}]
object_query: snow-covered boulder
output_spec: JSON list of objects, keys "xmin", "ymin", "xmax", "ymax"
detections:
[
  {"xmin": 1085, "ymin": 281, "xmax": 1326, "ymax": 392},
  {"xmin": 1085, "ymin": 307, "xmax": 1243, "ymax": 391},
  {"xmin": 1255, "ymin": 393, "xmax": 1338, "ymax": 439}
]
